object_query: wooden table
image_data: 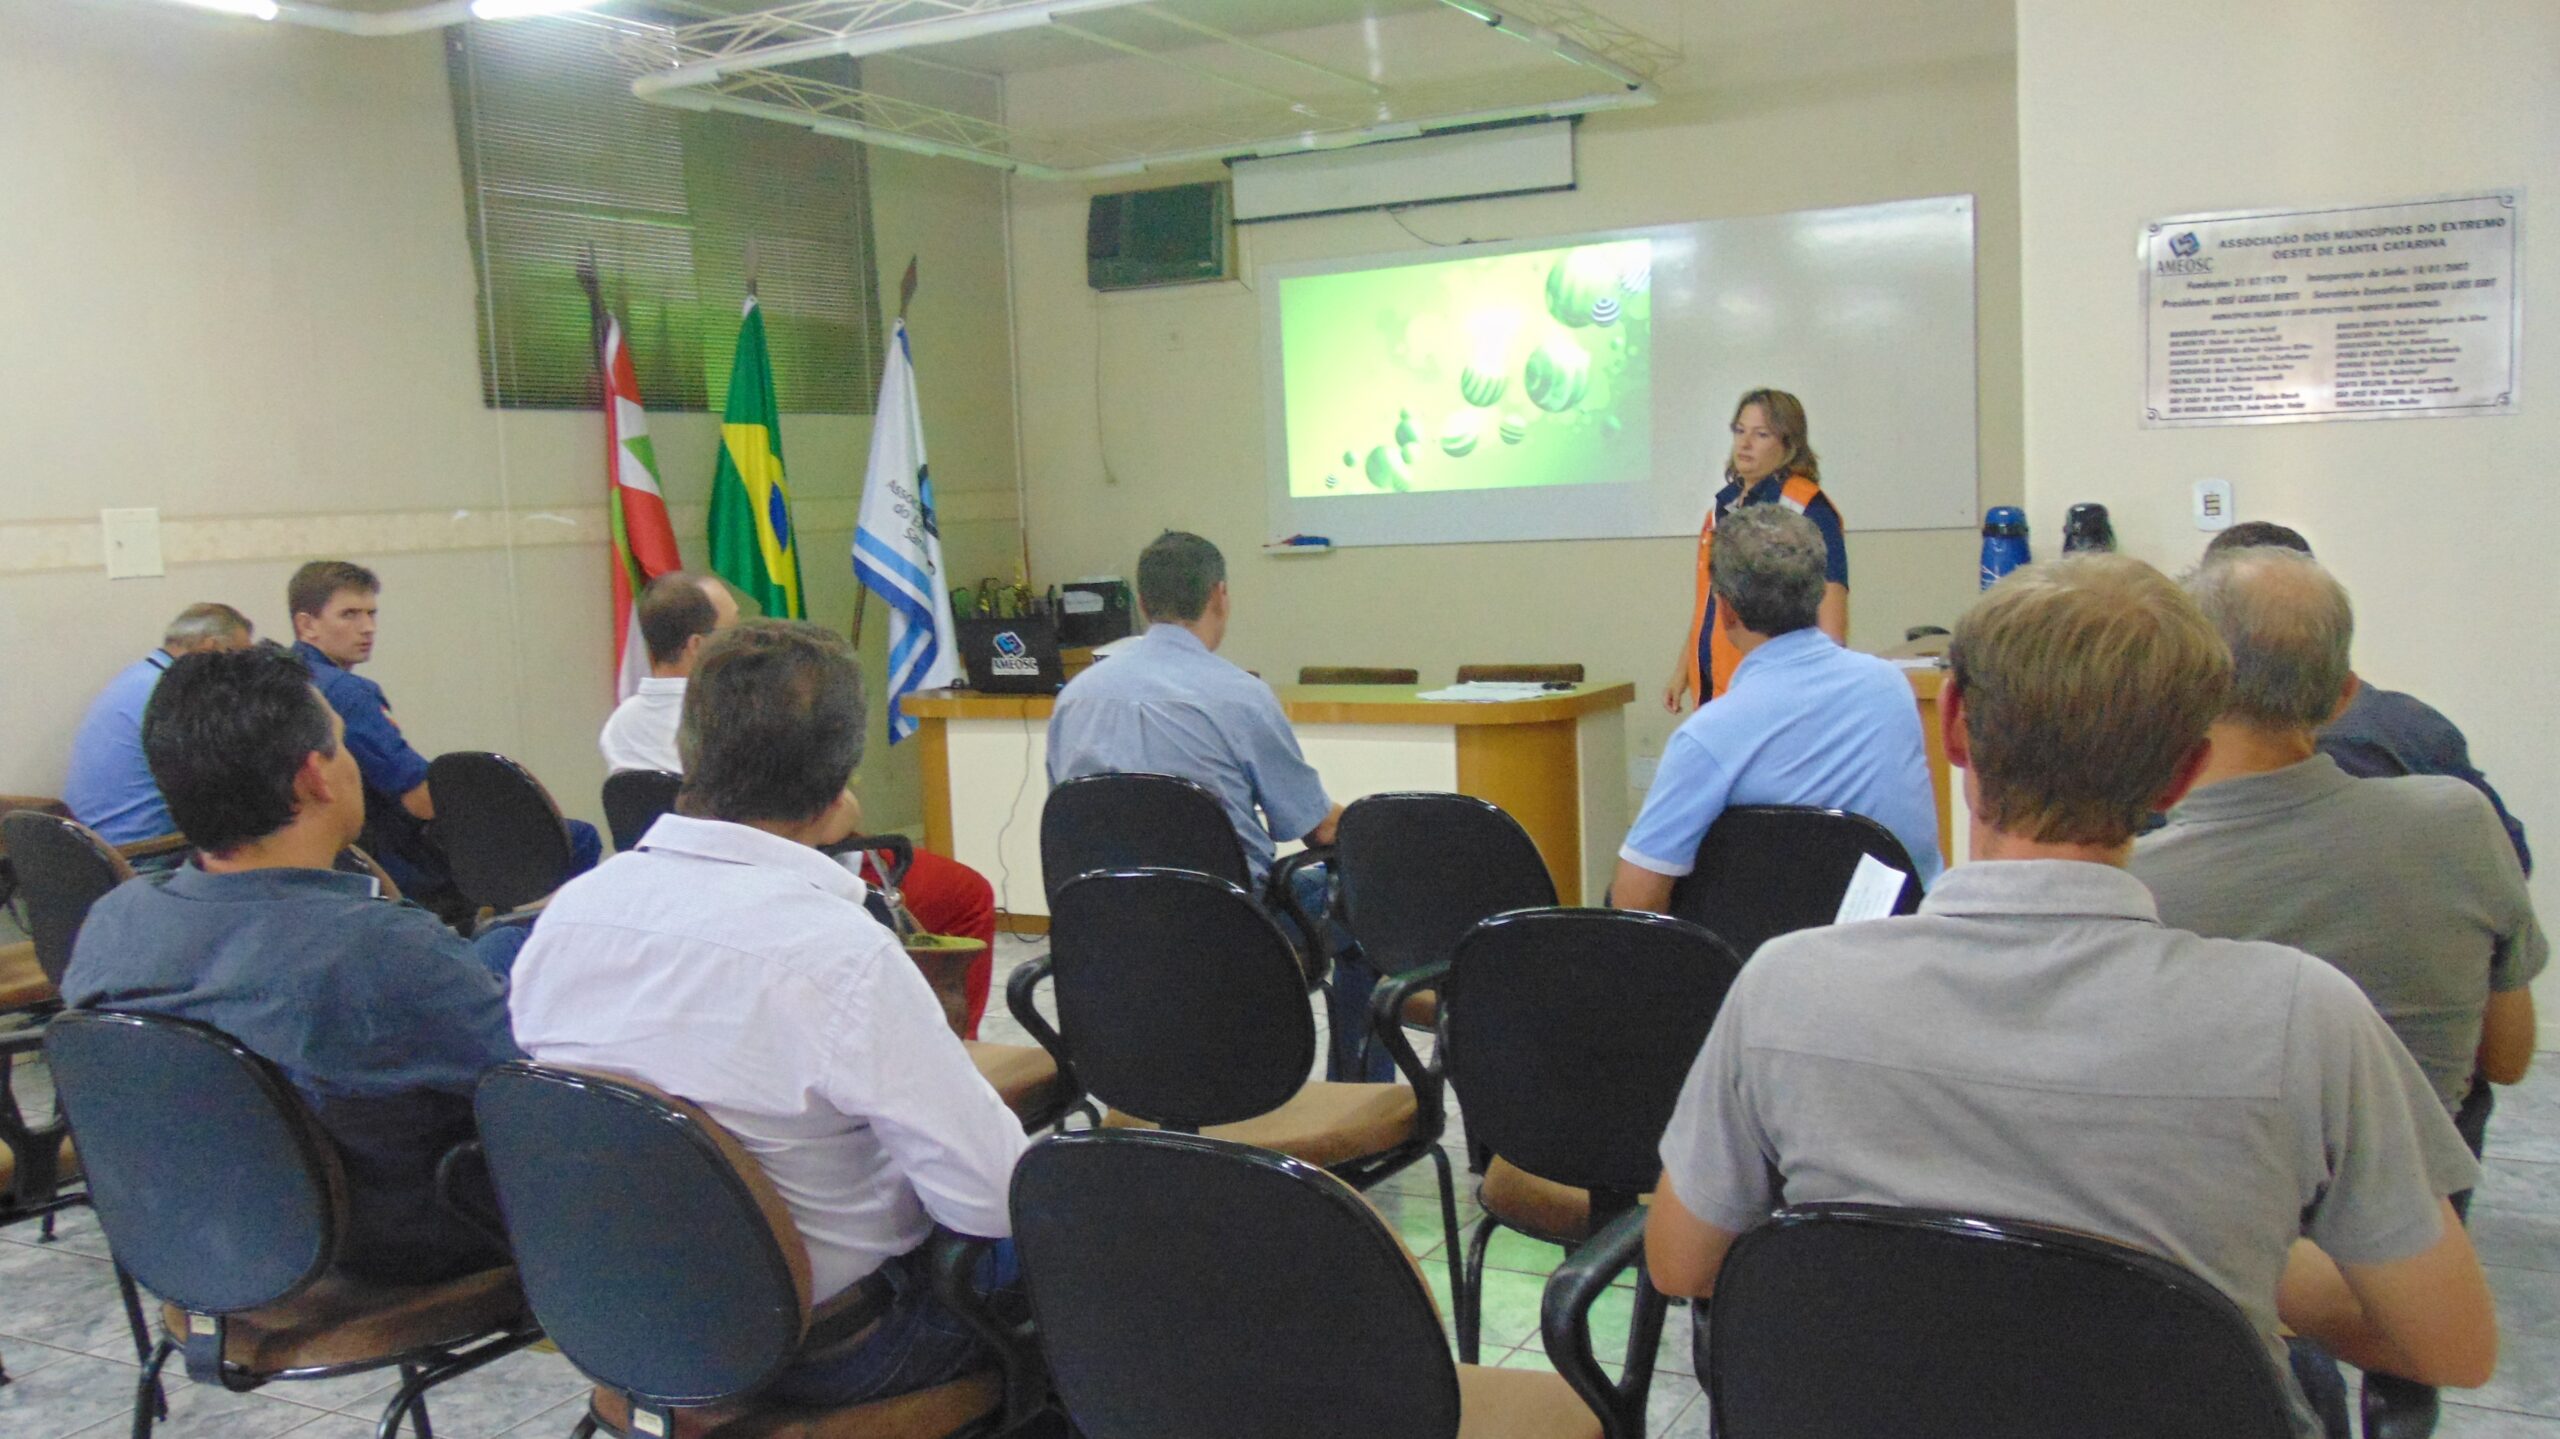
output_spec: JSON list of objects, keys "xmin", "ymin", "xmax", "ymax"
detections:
[{"xmin": 901, "ymin": 682, "xmax": 1637, "ymax": 929}]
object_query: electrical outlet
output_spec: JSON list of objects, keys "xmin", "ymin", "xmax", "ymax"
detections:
[
  {"xmin": 2193, "ymin": 478, "xmax": 2234, "ymax": 531},
  {"xmin": 101, "ymin": 507, "xmax": 164, "ymax": 579}
]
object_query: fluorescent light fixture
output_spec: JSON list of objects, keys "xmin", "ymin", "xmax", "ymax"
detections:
[
  {"xmin": 469, "ymin": 0, "xmax": 604, "ymax": 19},
  {"xmin": 165, "ymin": 0, "xmax": 281, "ymax": 20}
]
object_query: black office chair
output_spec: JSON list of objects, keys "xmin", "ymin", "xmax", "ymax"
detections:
[
  {"xmin": 1298, "ymin": 665, "xmax": 1421, "ymax": 686},
  {"xmin": 1013, "ymin": 1129, "xmax": 1629, "ymax": 1439},
  {"xmin": 1334, "ymin": 792, "xmax": 1557, "ymax": 1044},
  {"xmin": 475, "ymin": 1062, "xmax": 1038, "ymax": 1439},
  {"xmin": 1035, "ymin": 771, "xmax": 1330, "ymax": 971},
  {"xmin": 1456, "ymin": 663, "xmax": 1585, "ymax": 684},
  {"xmin": 1440, "ymin": 908, "xmax": 1738, "ymax": 1388},
  {"xmin": 0, "ymin": 810, "xmax": 136, "ymax": 1248},
  {"xmin": 1708, "ymin": 1203, "xmax": 2296, "ymax": 1439},
  {"xmin": 1667, "ymin": 804, "xmax": 1925, "ymax": 959},
  {"xmin": 600, "ymin": 769, "xmax": 682, "ymax": 853},
  {"xmin": 427, "ymin": 751, "xmax": 576, "ymax": 914},
  {"xmin": 1021, "ymin": 868, "xmax": 1465, "ymax": 1313},
  {"xmin": 44, "ymin": 1011, "xmax": 538, "ymax": 1439}
]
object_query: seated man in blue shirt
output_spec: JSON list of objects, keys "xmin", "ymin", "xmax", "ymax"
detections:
[
  {"xmin": 61, "ymin": 602, "xmax": 254, "ymax": 848},
  {"xmin": 1046, "ymin": 531, "xmax": 1377, "ymax": 1080},
  {"xmin": 2205, "ymin": 521, "xmax": 2530, "ymax": 874},
  {"xmin": 64, "ymin": 644, "xmax": 526, "ymax": 1284},
  {"xmin": 1615, "ymin": 505, "xmax": 1943, "ymax": 915},
  {"xmin": 288, "ymin": 560, "xmax": 600, "ymax": 920}
]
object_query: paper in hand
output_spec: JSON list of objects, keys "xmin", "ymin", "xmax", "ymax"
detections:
[{"xmin": 1833, "ymin": 852, "xmax": 1909, "ymax": 924}]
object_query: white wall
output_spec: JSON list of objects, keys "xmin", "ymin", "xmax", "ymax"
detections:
[
  {"xmin": 1005, "ymin": 13, "xmax": 2023, "ymax": 794},
  {"xmin": 0, "ymin": 0, "xmax": 1021, "ymax": 837},
  {"xmin": 2015, "ymin": 0, "xmax": 2559, "ymax": 1000}
]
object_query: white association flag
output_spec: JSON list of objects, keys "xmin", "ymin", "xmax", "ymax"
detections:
[{"xmin": 853, "ymin": 319, "xmax": 961, "ymax": 742}]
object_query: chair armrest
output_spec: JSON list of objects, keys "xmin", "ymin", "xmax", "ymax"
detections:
[
  {"xmin": 1264, "ymin": 845, "xmax": 1336, "ymax": 988},
  {"xmin": 820, "ymin": 833, "xmax": 915, "ymax": 888},
  {"xmin": 1369, "ymin": 958, "xmax": 1450, "ymax": 1135},
  {"xmin": 0, "ymin": 1021, "xmax": 50, "ymax": 1060},
  {"xmin": 471, "ymin": 894, "xmax": 551, "ymax": 938},
  {"xmin": 433, "ymin": 1140, "xmax": 513, "ymax": 1255},
  {"xmin": 1005, "ymin": 953, "xmax": 1069, "ymax": 1069},
  {"xmin": 0, "ymin": 795, "xmax": 68, "ymax": 820},
  {"xmin": 923, "ymin": 1230, "xmax": 1045, "ymax": 1429},
  {"xmin": 115, "ymin": 833, "xmax": 193, "ymax": 864},
  {"xmin": 1541, "ymin": 1206, "xmax": 1659, "ymax": 1439}
]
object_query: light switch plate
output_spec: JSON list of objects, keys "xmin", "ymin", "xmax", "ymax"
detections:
[
  {"xmin": 101, "ymin": 507, "xmax": 165, "ymax": 578},
  {"xmin": 2193, "ymin": 479, "xmax": 2234, "ymax": 532}
]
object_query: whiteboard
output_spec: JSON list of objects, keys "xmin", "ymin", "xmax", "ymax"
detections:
[{"xmin": 1262, "ymin": 194, "xmax": 1980, "ymax": 546}]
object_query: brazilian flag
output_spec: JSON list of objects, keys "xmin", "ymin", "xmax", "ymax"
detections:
[{"xmin": 707, "ymin": 295, "xmax": 804, "ymax": 619}]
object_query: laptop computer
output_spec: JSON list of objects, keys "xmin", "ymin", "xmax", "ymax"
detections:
[{"xmin": 956, "ymin": 614, "xmax": 1068, "ymax": 695}]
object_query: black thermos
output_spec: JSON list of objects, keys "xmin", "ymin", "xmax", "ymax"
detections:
[{"xmin": 2062, "ymin": 503, "xmax": 2116, "ymax": 553}]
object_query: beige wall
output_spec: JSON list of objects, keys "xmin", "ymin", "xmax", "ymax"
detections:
[
  {"xmin": 2015, "ymin": 0, "xmax": 2558, "ymax": 990},
  {"xmin": 0, "ymin": 0, "xmax": 1021, "ymax": 837},
  {"xmin": 1003, "ymin": 39, "xmax": 2023, "ymax": 791}
]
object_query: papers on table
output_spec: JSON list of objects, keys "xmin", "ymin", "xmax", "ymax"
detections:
[
  {"xmin": 1090, "ymin": 635, "xmax": 1144, "ymax": 658},
  {"xmin": 1886, "ymin": 655, "xmax": 1946, "ymax": 670},
  {"xmin": 1415, "ymin": 681, "xmax": 1559, "ymax": 702},
  {"xmin": 1834, "ymin": 853, "xmax": 1910, "ymax": 923}
]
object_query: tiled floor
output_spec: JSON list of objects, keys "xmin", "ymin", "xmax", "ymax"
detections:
[{"xmin": 7, "ymin": 932, "xmax": 2560, "ymax": 1437}]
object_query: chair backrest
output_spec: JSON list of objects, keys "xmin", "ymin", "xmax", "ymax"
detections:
[
  {"xmin": 428, "ymin": 752, "xmax": 573, "ymax": 913},
  {"xmin": 1297, "ymin": 666, "xmax": 1420, "ymax": 686},
  {"xmin": 1335, "ymin": 793, "xmax": 1557, "ymax": 979},
  {"xmin": 1709, "ymin": 1204, "xmax": 2295, "ymax": 1439},
  {"xmin": 1443, "ymin": 908, "xmax": 1738, "ymax": 1203},
  {"xmin": 44, "ymin": 1010, "xmax": 341, "ymax": 1315},
  {"xmin": 1048, "ymin": 870, "xmax": 1313, "ymax": 1130},
  {"xmin": 1013, "ymin": 1130, "xmax": 1461, "ymax": 1439},
  {"xmin": 1668, "ymin": 805, "xmax": 1924, "ymax": 959},
  {"xmin": 3, "ymin": 810, "xmax": 137, "ymax": 987},
  {"xmin": 1040, "ymin": 772, "xmax": 1249, "ymax": 904},
  {"xmin": 1455, "ymin": 663, "xmax": 1584, "ymax": 684},
  {"xmin": 476, "ymin": 1063, "xmax": 811, "ymax": 1408},
  {"xmin": 334, "ymin": 844, "xmax": 402, "ymax": 899},
  {"xmin": 600, "ymin": 769, "xmax": 683, "ymax": 853}
]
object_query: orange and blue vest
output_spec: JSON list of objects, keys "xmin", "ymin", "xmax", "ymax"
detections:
[{"xmin": 1682, "ymin": 472, "xmax": 1845, "ymax": 704}]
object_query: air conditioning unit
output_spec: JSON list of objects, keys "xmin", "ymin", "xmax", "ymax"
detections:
[{"xmin": 1087, "ymin": 181, "xmax": 1233, "ymax": 291}]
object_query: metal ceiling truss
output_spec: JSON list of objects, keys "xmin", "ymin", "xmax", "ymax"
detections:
[{"xmin": 623, "ymin": 0, "xmax": 1671, "ymax": 180}]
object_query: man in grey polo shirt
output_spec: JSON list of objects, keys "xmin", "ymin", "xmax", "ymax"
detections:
[
  {"xmin": 2134, "ymin": 547, "xmax": 2543, "ymax": 1437},
  {"xmin": 1645, "ymin": 556, "xmax": 2496, "ymax": 1438}
]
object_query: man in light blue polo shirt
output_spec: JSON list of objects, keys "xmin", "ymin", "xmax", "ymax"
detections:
[
  {"xmin": 1615, "ymin": 505, "xmax": 1941, "ymax": 914},
  {"xmin": 62, "ymin": 602, "xmax": 255, "ymax": 846},
  {"xmin": 1047, "ymin": 532, "xmax": 1379, "ymax": 1078}
]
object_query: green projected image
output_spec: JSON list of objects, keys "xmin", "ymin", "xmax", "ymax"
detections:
[{"xmin": 1279, "ymin": 239, "xmax": 1652, "ymax": 499}]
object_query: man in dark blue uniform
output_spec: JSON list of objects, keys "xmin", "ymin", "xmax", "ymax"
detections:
[{"xmin": 288, "ymin": 560, "xmax": 599, "ymax": 921}]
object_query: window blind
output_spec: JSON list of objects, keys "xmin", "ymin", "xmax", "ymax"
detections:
[{"xmin": 448, "ymin": 16, "xmax": 884, "ymax": 412}]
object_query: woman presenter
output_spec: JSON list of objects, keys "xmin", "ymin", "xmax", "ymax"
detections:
[{"xmin": 1664, "ymin": 388, "xmax": 1850, "ymax": 712}]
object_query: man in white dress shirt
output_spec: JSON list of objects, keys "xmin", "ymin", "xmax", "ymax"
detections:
[
  {"xmin": 598, "ymin": 570, "xmax": 737, "ymax": 774},
  {"xmin": 597, "ymin": 569, "xmax": 1007, "ymax": 1035},
  {"xmin": 514, "ymin": 620, "xmax": 1030, "ymax": 1406}
]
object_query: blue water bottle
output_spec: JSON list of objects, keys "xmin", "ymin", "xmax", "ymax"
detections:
[{"xmin": 1980, "ymin": 506, "xmax": 2031, "ymax": 590}]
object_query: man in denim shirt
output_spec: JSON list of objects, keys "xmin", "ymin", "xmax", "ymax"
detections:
[{"xmin": 65, "ymin": 644, "xmax": 524, "ymax": 1284}]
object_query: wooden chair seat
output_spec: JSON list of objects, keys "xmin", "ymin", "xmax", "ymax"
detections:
[
  {"xmin": 1478, "ymin": 1156, "xmax": 1592, "ymax": 1244},
  {"xmin": 161, "ymin": 1266, "xmax": 524, "ymax": 1373},
  {"xmin": 587, "ymin": 1371, "xmax": 1002, "ymax": 1439},
  {"xmin": 0, "ymin": 941, "xmax": 54, "ymax": 1011},
  {"xmin": 963, "ymin": 1041, "xmax": 1066, "ymax": 1121},
  {"xmin": 0, "ymin": 1135, "xmax": 77, "ymax": 1193},
  {"xmin": 1106, "ymin": 1081, "xmax": 1420, "ymax": 1169},
  {"xmin": 1454, "ymin": 1363, "xmax": 1606, "ymax": 1439}
]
